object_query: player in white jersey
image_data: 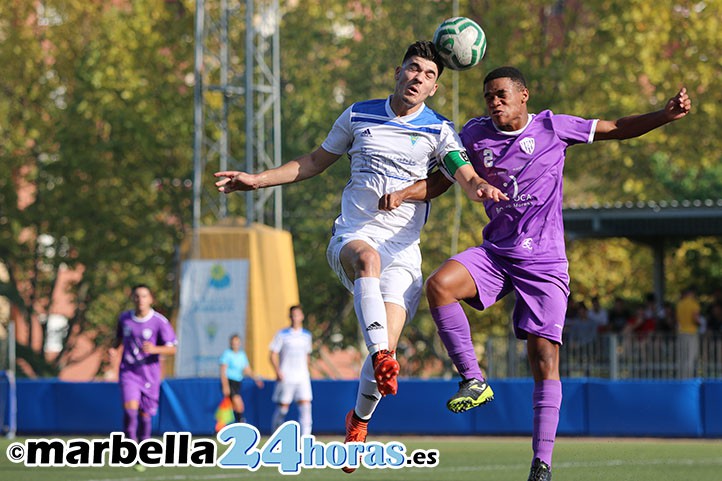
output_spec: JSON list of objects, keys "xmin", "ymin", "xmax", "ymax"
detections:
[
  {"xmin": 214, "ymin": 41, "xmax": 504, "ymax": 469},
  {"xmin": 269, "ymin": 305, "xmax": 313, "ymax": 436}
]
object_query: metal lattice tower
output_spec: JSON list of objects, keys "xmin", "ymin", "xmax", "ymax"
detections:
[{"xmin": 192, "ymin": 0, "xmax": 282, "ymax": 248}]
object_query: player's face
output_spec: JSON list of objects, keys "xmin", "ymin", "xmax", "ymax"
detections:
[
  {"xmin": 230, "ymin": 336, "xmax": 241, "ymax": 351},
  {"xmin": 392, "ymin": 56, "xmax": 439, "ymax": 112},
  {"xmin": 483, "ymin": 78, "xmax": 529, "ymax": 131},
  {"xmin": 290, "ymin": 308, "xmax": 304, "ymax": 327},
  {"xmin": 131, "ymin": 287, "xmax": 153, "ymax": 313}
]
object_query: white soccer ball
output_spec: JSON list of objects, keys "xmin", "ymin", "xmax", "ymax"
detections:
[{"xmin": 432, "ymin": 16, "xmax": 487, "ymax": 71}]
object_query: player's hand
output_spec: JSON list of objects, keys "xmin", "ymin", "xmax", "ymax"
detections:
[
  {"xmin": 214, "ymin": 171, "xmax": 258, "ymax": 193},
  {"xmin": 222, "ymin": 385, "xmax": 230, "ymax": 397},
  {"xmin": 378, "ymin": 192, "xmax": 405, "ymax": 211},
  {"xmin": 474, "ymin": 182, "xmax": 509, "ymax": 202},
  {"xmin": 276, "ymin": 372, "xmax": 284, "ymax": 382},
  {"xmin": 254, "ymin": 377, "xmax": 265, "ymax": 389},
  {"xmin": 665, "ymin": 87, "xmax": 691, "ymax": 121},
  {"xmin": 141, "ymin": 342, "xmax": 160, "ymax": 354}
]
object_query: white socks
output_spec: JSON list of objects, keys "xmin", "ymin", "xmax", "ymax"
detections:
[
  {"xmin": 353, "ymin": 354, "xmax": 381, "ymax": 420},
  {"xmin": 298, "ymin": 403, "xmax": 312, "ymax": 437},
  {"xmin": 272, "ymin": 405, "xmax": 289, "ymax": 431},
  {"xmin": 273, "ymin": 404, "xmax": 312, "ymax": 436},
  {"xmin": 353, "ymin": 277, "xmax": 388, "ymax": 354}
]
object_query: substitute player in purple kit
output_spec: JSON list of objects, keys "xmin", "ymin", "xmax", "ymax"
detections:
[
  {"xmin": 388, "ymin": 66, "xmax": 690, "ymax": 481},
  {"xmin": 112, "ymin": 284, "xmax": 177, "ymax": 444}
]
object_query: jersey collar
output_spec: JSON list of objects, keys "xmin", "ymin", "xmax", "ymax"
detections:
[
  {"xmin": 385, "ymin": 96, "xmax": 425, "ymax": 122},
  {"xmin": 493, "ymin": 113, "xmax": 534, "ymax": 136},
  {"xmin": 131, "ymin": 309, "xmax": 156, "ymax": 323}
]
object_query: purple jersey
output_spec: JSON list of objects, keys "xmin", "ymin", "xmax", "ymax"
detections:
[
  {"xmin": 460, "ymin": 110, "xmax": 597, "ymax": 261},
  {"xmin": 116, "ymin": 309, "xmax": 177, "ymax": 386}
]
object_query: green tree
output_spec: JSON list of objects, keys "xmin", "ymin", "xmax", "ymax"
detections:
[
  {"xmin": 2, "ymin": 0, "xmax": 720, "ymax": 379},
  {"xmin": 0, "ymin": 0, "xmax": 194, "ymax": 376}
]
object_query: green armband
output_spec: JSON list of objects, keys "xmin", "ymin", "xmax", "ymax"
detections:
[{"xmin": 443, "ymin": 150, "xmax": 470, "ymax": 177}]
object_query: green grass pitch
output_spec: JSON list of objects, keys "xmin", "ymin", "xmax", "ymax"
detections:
[{"xmin": 1, "ymin": 435, "xmax": 721, "ymax": 481}]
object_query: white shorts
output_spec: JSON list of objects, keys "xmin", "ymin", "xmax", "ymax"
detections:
[
  {"xmin": 326, "ymin": 234, "xmax": 423, "ymax": 322},
  {"xmin": 272, "ymin": 379, "xmax": 313, "ymax": 405}
]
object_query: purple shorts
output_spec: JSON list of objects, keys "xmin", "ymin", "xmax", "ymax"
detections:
[
  {"xmin": 119, "ymin": 370, "xmax": 160, "ymax": 416},
  {"xmin": 451, "ymin": 246, "xmax": 570, "ymax": 343}
]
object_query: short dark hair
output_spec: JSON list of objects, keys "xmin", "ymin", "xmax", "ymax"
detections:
[
  {"xmin": 131, "ymin": 283, "xmax": 152, "ymax": 295},
  {"xmin": 484, "ymin": 66, "xmax": 527, "ymax": 89},
  {"xmin": 289, "ymin": 305, "xmax": 303, "ymax": 315},
  {"xmin": 402, "ymin": 41, "xmax": 444, "ymax": 78}
]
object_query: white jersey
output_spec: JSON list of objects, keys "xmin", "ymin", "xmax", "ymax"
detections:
[
  {"xmin": 321, "ymin": 97, "xmax": 464, "ymax": 245},
  {"xmin": 269, "ymin": 327, "xmax": 312, "ymax": 382}
]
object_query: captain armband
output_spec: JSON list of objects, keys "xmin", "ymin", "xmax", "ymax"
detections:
[{"xmin": 442, "ymin": 150, "xmax": 471, "ymax": 177}]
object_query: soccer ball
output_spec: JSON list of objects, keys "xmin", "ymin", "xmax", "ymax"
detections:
[{"xmin": 432, "ymin": 16, "xmax": 487, "ymax": 71}]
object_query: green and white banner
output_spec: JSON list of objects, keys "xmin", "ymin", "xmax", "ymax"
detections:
[{"xmin": 175, "ymin": 259, "xmax": 249, "ymax": 377}]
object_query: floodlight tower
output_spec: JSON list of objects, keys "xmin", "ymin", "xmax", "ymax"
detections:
[{"xmin": 192, "ymin": 0, "xmax": 282, "ymax": 251}]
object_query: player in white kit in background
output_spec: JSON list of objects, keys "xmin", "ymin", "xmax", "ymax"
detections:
[{"xmin": 269, "ymin": 305, "xmax": 313, "ymax": 436}]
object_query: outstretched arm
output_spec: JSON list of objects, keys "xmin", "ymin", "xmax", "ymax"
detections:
[
  {"xmin": 378, "ymin": 164, "xmax": 508, "ymax": 210},
  {"xmin": 378, "ymin": 170, "xmax": 454, "ymax": 210},
  {"xmin": 594, "ymin": 88, "xmax": 691, "ymax": 141},
  {"xmin": 214, "ymin": 147, "xmax": 341, "ymax": 193},
  {"xmin": 453, "ymin": 164, "xmax": 509, "ymax": 203}
]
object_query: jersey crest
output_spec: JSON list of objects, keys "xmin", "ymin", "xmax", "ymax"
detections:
[{"xmin": 520, "ymin": 137, "xmax": 535, "ymax": 155}]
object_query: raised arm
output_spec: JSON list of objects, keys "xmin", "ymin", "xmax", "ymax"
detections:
[
  {"xmin": 214, "ymin": 147, "xmax": 341, "ymax": 193},
  {"xmin": 378, "ymin": 170, "xmax": 454, "ymax": 210},
  {"xmin": 594, "ymin": 88, "xmax": 691, "ymax": 141}
]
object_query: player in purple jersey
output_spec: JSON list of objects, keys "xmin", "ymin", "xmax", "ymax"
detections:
[
  {"xmin": 387, "ymin": 66, "xmax": 690, "ymax": 481},
  {"xmin": 111, "ymin": 284, "xmax": 177, "ymax": 444}
]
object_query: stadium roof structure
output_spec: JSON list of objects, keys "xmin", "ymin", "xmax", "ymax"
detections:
[
  {"xmin": 563, "ymin": 199, "xmax": 722, "ymax": 240},
  {"xmin": 562, "ymin": 199, "xmax": 722, "ymax": 305}
]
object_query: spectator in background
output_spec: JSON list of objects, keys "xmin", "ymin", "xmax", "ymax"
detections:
[
  {"xmin": 706, "ymin": 299, "xmax": 722, "ymax": 336},
  {"xmin": 219, "ymin": 334, "xmax": 265, "ymax": 424},
  {"xmin": 625, "ymin": 293, "xmax": 660, "ymax": 339},
  {"xmin": 709, "ymin": 287, "xmax": 722, "ymax": 314},
  {"xmin": 566, "ymin": 302, "xmax": 597, "ymax": 346},
  {"xmin": 676, "ymin": 287, "xmax": 701, "ymax": 378},
  {"xmin": 656, "ymin": 301, "xmax": 676, "ymax": 334},
  {"xmin": 607, "ymin": 297, "xmax": 631, "ymax": 334},
  {"xmin": 587, "ymin": 296, "xmax": 609, "ymax": 333}
]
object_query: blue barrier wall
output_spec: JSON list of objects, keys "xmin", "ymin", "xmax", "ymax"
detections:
[{"xmin": 14, "ymin": 378, "xmax": 722, "ymax": 437}]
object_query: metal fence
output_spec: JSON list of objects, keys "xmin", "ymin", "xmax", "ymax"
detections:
[{"xmin": 485, "ymin": 333, "xmax": 722, "ymax": 379}]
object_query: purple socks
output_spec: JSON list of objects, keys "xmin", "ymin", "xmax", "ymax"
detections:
[
  {"xmin": 430, "ymin": 303, "xmax": 484, "ymax": 381},
  {"xmin": 532, "ymin": 380, "xmax": 562, "ymax": 467},
  {"xmin": 138, "ymin": 412, "xmax": 152, "ymax": 441},
  {"xmin": 123, "ymin": 407, "xmax": 138, "ymax": 441}
]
